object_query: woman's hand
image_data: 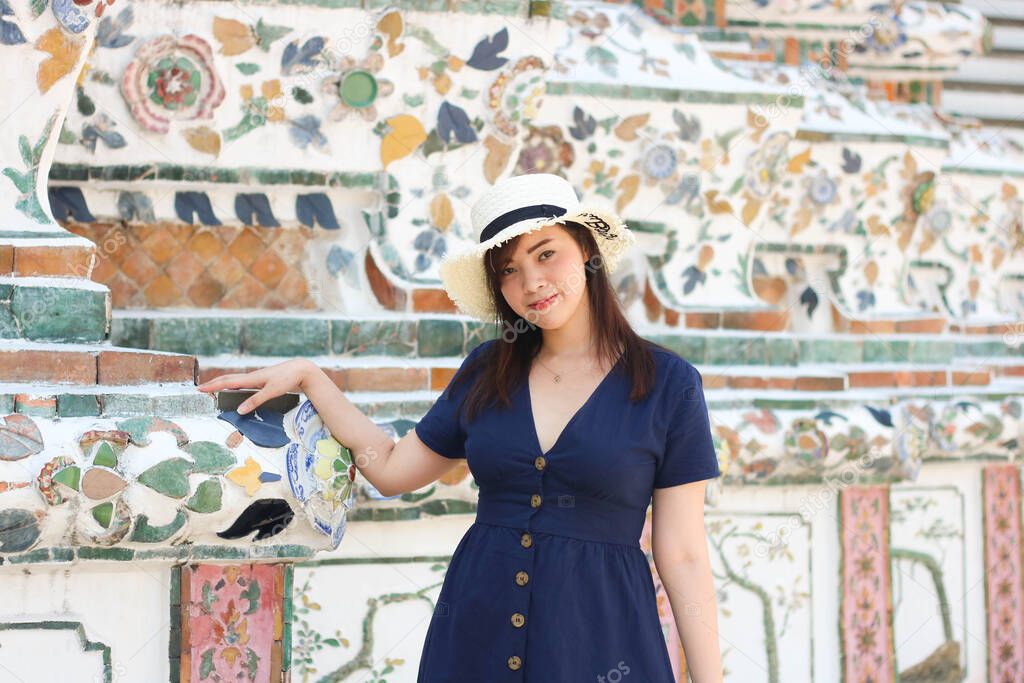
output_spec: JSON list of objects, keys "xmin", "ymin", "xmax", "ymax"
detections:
[{"xmin": 197, "ymin": 359, "xmax": 318, "ymax": 415}]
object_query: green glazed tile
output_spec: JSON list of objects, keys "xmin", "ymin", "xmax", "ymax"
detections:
[
  {"xmin": 863, "ymin": 339, "xmax": 909, "ymax": 363},
  {"xmin": 764, "ymin": 338, "xmax": 799, "ymax": 365},
  {"xmin": 91, "ymin": 502, "xmax": 114, "ymax": 528},
  {"xmin": 705, "ymin": 336, "xmax": 766, "ymax": 365},
  {"xmin": 187, "ymin": 442, "xmax": 235, "ymax": 475},
  {"xmin": 58, "ymin": 394, "xmax": 101, "ymax": 418},
  {"xmin": 417, "ymin": 319, "xmax": 465, "ymax": 357},
  {"xmin": 0, "ymin": 306, "xmax": 19, "ymax": 339},
  {"xmin": 152, "ymin": 317, "xmax": 242, "ymax": 355},
  {"xmin": 331, "ymin": 319, "xmax": 417, "ymax": 356},
  {"xmin": 798, "ymin": 339, "xmax": 862, "ymax": 363},
  {"xmin": 185, "ymin": 479, "xmax": 223, "ymax": 514},
  {"xmin": 244, "ymin": 318, "xmax": 330, "ymax": 356},
  {"xmin": 109, "ymin": 317, "xmax": 151, "ymax": 349},
  {"xmin": 92, "ymin": 442, "xmax": 118, "ymax": 468},
  {"xmin": 52, "ymin": 466, "xmax": 81, "ymax": 491},
  {"xmin": 10, "ymin": 285, "xmax": 107, "ymax": 342},
  {"xmin": 137, "ymin": 459, "xmax": 192, "ymax": 498},
  {"xmin": 77, "ymin": 546, "xmax": 133, "ymax": 561},
  {"xmin": 909, "ymin": 339, "xmax": 953, "ymax": 363},
  {"xmin": 129, "ymin": 510, "xmax": 187, "ymax": 543}
]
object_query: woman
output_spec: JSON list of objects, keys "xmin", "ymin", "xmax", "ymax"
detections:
[{"xmin": 198, "ymin": 172, "xmax": 723, "ymax": 682}]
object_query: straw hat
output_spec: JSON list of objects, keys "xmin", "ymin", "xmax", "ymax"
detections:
[{"xmin": 438, "ymin": 173, "xmax": 636, "ymax": 322}]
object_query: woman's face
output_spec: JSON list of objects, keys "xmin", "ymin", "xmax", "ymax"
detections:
[{"xmin": 495, "ymin": 223, "xmax": 591, "ymax": 329}]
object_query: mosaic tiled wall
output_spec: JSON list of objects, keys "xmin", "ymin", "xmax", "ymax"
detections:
[{"xmin": 66, "ymin": 223, "xmax": 317, "ymax": 309}]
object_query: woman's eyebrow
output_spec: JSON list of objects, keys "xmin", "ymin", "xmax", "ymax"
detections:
[
  {"xmin": 501, "ymin": 238, "xmax": 556, "ymax": 268},
  {"xmin": 526, "ymin": 238, "xmax": 554, "ymax": 254}
]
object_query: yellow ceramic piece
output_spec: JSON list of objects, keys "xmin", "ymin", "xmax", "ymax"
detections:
[
  {"xmin": 316, "ymin": 438, "xmax": 342, "ymax": 458},
  {"xmin": 226, "ymin": 457, "xmax": 263, "ymax": 496}
]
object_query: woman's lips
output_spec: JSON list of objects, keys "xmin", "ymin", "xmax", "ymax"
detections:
[{"xmin": 529, "ymin": 293, "xmax": 558, "ymax": 310}]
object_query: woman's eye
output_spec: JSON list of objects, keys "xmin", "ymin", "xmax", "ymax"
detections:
[{"xmin": 540, "ymin": 250, "xmax": 554, "ymax": 260}]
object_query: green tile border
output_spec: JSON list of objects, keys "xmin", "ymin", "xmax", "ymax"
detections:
[
  {"xmin": 796, "ymin": 129, "xmax": 948, "ymax": 149},
  {"xmin": 546, "ymin": 80, "xmax": 804, "ymax": 107},
  {"xmin": 0, "ymin": 621, "xmax": 112, "ymax": 683}
]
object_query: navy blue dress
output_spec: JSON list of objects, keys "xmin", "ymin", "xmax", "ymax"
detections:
[{"xmin": 414, "ymin": 338, "xmax": 721, "ymax": 681}]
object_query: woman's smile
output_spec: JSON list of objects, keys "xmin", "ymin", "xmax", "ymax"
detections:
[{"xmin": 528, "ymin": 292, "xmax": 559, "ymax": 311}]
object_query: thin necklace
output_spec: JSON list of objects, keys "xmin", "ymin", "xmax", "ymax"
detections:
[{"xmin": 534, "ymin": 341, "xmax": 597, "ymax": 383}]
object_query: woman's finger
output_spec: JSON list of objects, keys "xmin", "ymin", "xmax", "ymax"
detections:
[
  {"xmin": 237, "ymin": 388, "xmax": 270, "ymax": 415},
  {"xmin": 198, "ymin": 372, "xmax": 264, "ymax": 392}
]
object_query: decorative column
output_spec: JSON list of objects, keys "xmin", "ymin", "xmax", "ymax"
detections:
[
  {"xmin": 839, "ymin": 485, "xmax": 895, "ymax": 683},
  {"xmin": 982, "ymin": 464, "xmax": 1024, "ymax": 683}
]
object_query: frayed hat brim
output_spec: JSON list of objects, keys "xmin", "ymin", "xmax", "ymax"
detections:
[{"xmin": 438, "ymin": 207, "xmax": 636, "ymax": 322}]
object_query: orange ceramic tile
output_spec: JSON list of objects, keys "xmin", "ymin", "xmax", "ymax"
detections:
[
  {"xmin": 186, "ymin": 230, "xmax": 223, "ymax": 265},
  {"xmin": 121, "ymin": 250, "xmax": 160, "ymax": 286},
  {"xmin": 187, "ymin": 273, "xmax": 227, "ymax": 308},
  {"xmin": 144, "ymin": 274, "xmax": 184, "ymax": 307},
  {"xmin": 209, "ymin": 250, "xmax": 247, "ymax": 288},
  {"xmin": 165, "ymin": 251, "xmax": 204, "ymax": 288},
  {"xmin": 141, "ymin": 229, "xmax": 180, "ymax": 265},
  {"xmin": 227, "ymin": 229, "xmax": 265, "ymax": 267},
  {"xmin": 250, "ymin": 250, "xmax": 287, "ymax": 288}
]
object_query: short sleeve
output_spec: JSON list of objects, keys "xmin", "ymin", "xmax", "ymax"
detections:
[
  {"xmin": 655, "ymin": 361, "xmax": 721, "ymax": 488},
  {"xmin": 414, "ymin": 341, "xmax": 490, "ymax": 459}
]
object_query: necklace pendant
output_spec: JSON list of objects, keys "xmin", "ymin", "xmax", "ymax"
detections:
[{"xmin": 554, "ymin": 375, "xmax": 561, "ymax": 383}]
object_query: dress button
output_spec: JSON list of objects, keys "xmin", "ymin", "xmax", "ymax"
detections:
[
  {"xmin": 515, "ymin": 570, "xmax": 529, "ymax": 586},
  {"xmin": 534, "ymin": 456, "xmax": 546, "ymax": 470},
  {"xmin": 520, "ymin": 532, "xmax": 533, "ymax": 548},
  {"xmin": 511, "ymin": 612, "xmax": 525, "ymax": 628},
  {"xmin": 530, "ymin": 494, "xmax": 542, "ymax": 508},
  {"xmin": 507, "ymin": 655, "xmax": 522, "ymax": 670}
]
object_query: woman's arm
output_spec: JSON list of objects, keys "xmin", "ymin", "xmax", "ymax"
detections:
[
  {"xmin": 652, "ymin": 480, "xmax": 723, "ymax": 683},
  {"xmin": 199, "ymin": 360, "xmax": 463, "ymax": 498},
  {"xmin": 298, "ymin": 364, "xmax": 467, "ymax": 497}
]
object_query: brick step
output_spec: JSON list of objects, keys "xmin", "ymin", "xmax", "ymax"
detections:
[
  {"xmin": 111, "ymin": 311, "xmax": 1024, "ymax": 367},
  {"xmin": 1, "ymin": 276, "xmax": 109, "ymax": 342},
  {"xmin": 0, "ymin": 383, "xmax": 214, "ymax": 418},
  {"xmin": 0, "ymin": 238, "xmax": 97, "ymax": 278},
  {"xmin": 0, "ymin": 343, "xmax": 197, "ymax": 385},
  {"xmin": 197, "ymin": 357, "xmax": 1010, "ymax": 396}
]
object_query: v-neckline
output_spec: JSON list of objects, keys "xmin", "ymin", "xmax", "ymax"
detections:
[{"xmin": 525, "ymin": 352, "xmax": 623, "ymax": 457}]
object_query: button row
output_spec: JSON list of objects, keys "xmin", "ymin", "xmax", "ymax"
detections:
[{"xmin": 507, "ymin": 455, "xmax": 547, "ymax": 671}]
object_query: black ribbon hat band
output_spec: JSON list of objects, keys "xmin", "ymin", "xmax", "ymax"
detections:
[{"xmin": 479, "ymin": 204, "xmax": 567, "ymax": 243}]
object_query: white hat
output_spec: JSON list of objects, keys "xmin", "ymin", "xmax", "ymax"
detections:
[{"xmin": 439, "ymin": 173, "xmax": 636, "ymax": 322}]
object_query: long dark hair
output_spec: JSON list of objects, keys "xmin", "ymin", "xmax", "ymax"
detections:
[{"xmin": 451, "ymin": 220, "xmax": 677, "ymax": 422}]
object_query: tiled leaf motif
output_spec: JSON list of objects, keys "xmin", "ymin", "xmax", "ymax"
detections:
[
  {"xmin": 129, "ymin": 509, "xmax": 187, "ymax": 543},
  {"xmin": 95, "ymin": 4, "xmax": 134, "ymax": 48},
  {"xmin": 137, "ymin": 458, "xmax": 192, "ymax": 498},
  {"xmin": 0, "ymin": 414, "xmax": 44, "ymax": 461},
  {"xmin": 0, "ymin": 509, "xmax": 41, "ymax": 553},
  {"xmin": 186, "ymin": 479, "xmax": 223, "ymax": 514},
  {"xmin": 466, "ymin": 27, "xmax": 509, "ymax": 70},
  {"xmin": 116, "ymin": 416, "xmax": 189, "ymax": 448},
  {"xmin": 92, "ymin": 441, "xmax": 119, "ymax": 468},
  {"xmin": 0, "ymin": 0, "xmax": 27, "ymax": 46},
  {"xmin": 187, "ymin": 441, "xmax": 236, "ymax": 475},
  {"xmin": 81, "ymin": 467, "xmax": 127, "ymax": 500}
]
